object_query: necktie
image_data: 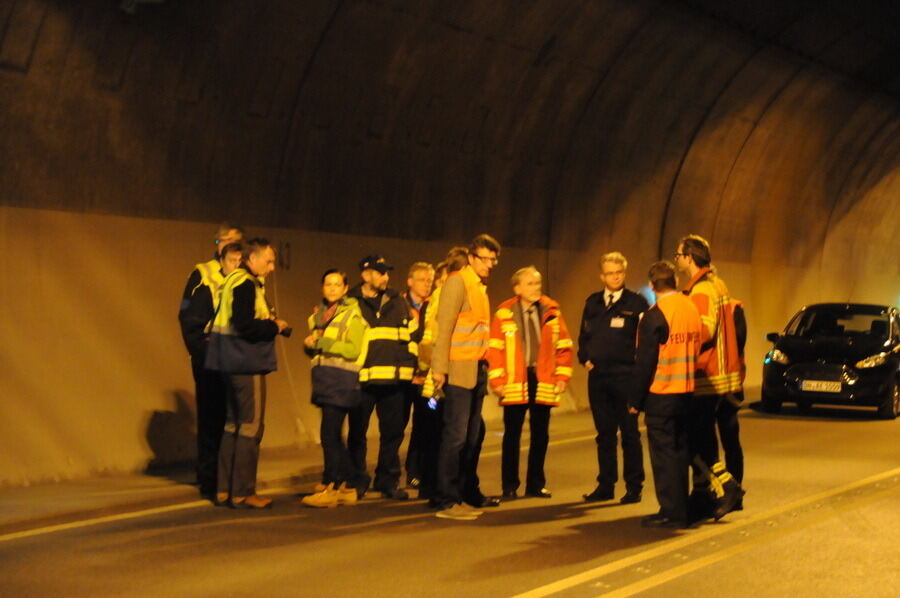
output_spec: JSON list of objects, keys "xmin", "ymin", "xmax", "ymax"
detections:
[
  {"xmin": 607, "ymin": 293, "xmax": 614, "ymax": 308},
  {"xmin": 526, "ymin": 307, "xmax": 540, "ymax": 366}
]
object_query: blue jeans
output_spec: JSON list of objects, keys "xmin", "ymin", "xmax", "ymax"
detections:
[{"xmin": 435, "ymin": 363, "xmax": 487, "ymax": 508}]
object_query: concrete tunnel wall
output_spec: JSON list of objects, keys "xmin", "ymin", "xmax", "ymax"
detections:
[{"xmin": 1, "ymin": 0, "xmax": 898, "ymax": 485}]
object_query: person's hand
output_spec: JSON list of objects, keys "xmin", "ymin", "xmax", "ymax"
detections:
[
  {"xmin": 493, "ymin": 385, "xmax": 505, "ymax": 400},
  {"xmin": 432, "ymin": 372, "xmax": 446, "ymax": 390},
  {"xmin": 584, "ymin": 360, "xmax": 594, "ymax": 371},
  {"xmin": 303, "ymin": 334, "xmax": 318, "ymax": 349},
  {"xmin": 628, "ymin": 406, "xmax": 639, "ymax": 415},
  {"xmin": 554, "ymin": 380, "xmax": 567, "ymax": 394},
  {"xmin": 275, "ymin": 318, "xmax": 289, "ymax": 332}
]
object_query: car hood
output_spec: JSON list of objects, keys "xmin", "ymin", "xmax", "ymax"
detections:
[{"xmin": 776, "ymin": 335, "xmax": 887, "ymax": 364}]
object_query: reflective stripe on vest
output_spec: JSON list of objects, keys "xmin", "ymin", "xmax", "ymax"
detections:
[
  {"xmin": 650, "ymin": 293, "xmax": 701, "ymax": 395},
  {"xmin": 210, "ymin": 269, "xmax": 271, "ymax": 336},
  {"xmin": 359, "ymin": 365, "xmax": 414, "ymax": 382},
  {"xmin": 448, "ymin": 267, "xmax": 490, "ymax": 361}
]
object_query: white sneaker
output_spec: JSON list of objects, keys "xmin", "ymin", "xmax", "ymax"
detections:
[
  {"xmin": 435, "ymin": 503, "xmax": 480, "ymax": 520},
  {"xmin": 335, "ymin": 482, "xmax": 358, "ymax": 506},
  {"xmin": 301, "ymin": 483, "xmax": 339, "ymax": 508}
]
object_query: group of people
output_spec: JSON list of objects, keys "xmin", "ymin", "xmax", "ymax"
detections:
[{"xmin": 178, "ymin": 224, "xmax": 745, "ymax": 527}]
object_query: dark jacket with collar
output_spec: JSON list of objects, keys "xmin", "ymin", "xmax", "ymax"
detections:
[
  {"xmin": 577, "ymin": 288, "xmax": 649, "ymax": 374},
  {"xmin": 347, "ymin": 284, "xmax": 417, "ymax": 385}
]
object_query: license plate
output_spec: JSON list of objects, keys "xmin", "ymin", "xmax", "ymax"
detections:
[{"xmin": 801, "ymin": 380, "xmax": 841, "ymax": 393}]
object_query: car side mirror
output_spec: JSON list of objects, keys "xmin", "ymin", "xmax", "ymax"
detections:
[{"xmin": 766, "ymin": 332, "xmax": 780, "ymax": 343}]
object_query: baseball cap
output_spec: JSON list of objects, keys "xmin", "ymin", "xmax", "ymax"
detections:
[{"xmin": 358, "ymin": 255, "xmax": 394, "ymax": 274}]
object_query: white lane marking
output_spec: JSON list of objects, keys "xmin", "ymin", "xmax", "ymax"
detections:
[
  {"xmin": 0, "ymin": 501, "xmax": 209, "ymax": 543},
  {"xmin": 0, "ymin": 487, "xmax": 292, "ymax": 543},
  {"xmin": 511, "ymin": 466, "xmax": 900, "ymax": 598},
  {"xmin": 0, "ymin": 432, "xmax": 599, "ymax": 543}
]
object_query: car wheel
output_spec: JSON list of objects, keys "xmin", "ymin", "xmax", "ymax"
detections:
[
  {"xmin": 761, "ymin": 391, "xmax": 782, "ymax": 413},
  {"xmin": 876, "ymin": 379, "xmax": 899, "ymax": 420},
  {"xmin": 796, "ymin": 400, "xmax": 813, "ymax": 414}
]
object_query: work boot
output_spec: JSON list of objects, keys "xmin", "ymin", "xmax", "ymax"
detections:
[
  {"xmin": 714, "ymin": 478, "xmax": 744, "ymax": 521},
  {"xmin": 302, "ymin": 483, "xmax": 339, "ymax": 508}
]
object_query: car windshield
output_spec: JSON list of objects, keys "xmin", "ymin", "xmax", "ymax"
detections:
[{"xmin": 786, "ymin": 307, "xmax": 890, "ymax": 340}]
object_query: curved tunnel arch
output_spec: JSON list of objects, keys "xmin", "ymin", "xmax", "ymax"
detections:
[{"xmin": 1, "ymin": 0, "xmax": 898, "ymax": 483}]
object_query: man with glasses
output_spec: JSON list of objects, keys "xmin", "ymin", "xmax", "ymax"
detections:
[
  {"xmin": 178, "ymin": 223, "xmax": 244, "ymax": 500},
  {"xmin": 578, "ymin": 251, "xmax": 648, "ymax": 505},
  {"xmin": 674, "ymin": 235, "xmax": 744, "ymax": 521},
  {"xmin": 431, "ymin": 234, "xmax": 502, "ymax": 520}
]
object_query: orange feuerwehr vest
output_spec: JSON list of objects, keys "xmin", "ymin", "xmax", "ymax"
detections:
[
  {"xmin": 448, "ymin": 266, "xmax": 491, "ymax": 361},
  {"xmin": 650, "ymin": 292, "xmax": 702, "ymax": 395}
]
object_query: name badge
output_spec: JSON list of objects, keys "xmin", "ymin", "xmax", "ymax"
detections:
[{"xmin": 610, "ymin": 317, "xmax": 625, "ymax": 328}]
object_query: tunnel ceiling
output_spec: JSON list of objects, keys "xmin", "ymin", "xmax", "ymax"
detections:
[{"xmin": 1, "ymin": 0, "xmax": 899, "ymax": 263}]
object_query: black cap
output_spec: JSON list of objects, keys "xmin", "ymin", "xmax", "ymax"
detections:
[{"xmin": 358, "ymin": 255, "xmax": 393, "ymax": 274}]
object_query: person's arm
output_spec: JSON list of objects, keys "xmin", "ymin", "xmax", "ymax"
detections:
[
  {"xmin": 629, "ymin": 307, "xmax": 667, "ymax": 413},
  {"xmin": 554, "ymin": 311, "xmax": 575, "ymax": 394},
  {"xmin": 431, "ymin": 274, "xmax": 466, "ymax": 385},
  {"xmin": 486, "ymin": 311, "xmax": 507, "ymax": 396},
  {"xmin": 178, "ymin": 269, "xmax": 213, "ymax": 356},
  {"xmin": 577, "ymin": 300, "xmax": 592, "ymax": 367},
  {"xmin": 231, "ymin": 280, "xmax": 279, "ymax": 342}
]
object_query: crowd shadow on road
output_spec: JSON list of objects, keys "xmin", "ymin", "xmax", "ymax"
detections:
[{"xmin": 455, "ymin": 500, "xmax": 677, "ymax": 580}]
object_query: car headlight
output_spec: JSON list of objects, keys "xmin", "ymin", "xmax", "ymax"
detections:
[
  {"xmin": 855, "ymin": 352, "xmax": 887, "ymax": 368},
  {"xmin": 765, "ymin": 349, "xmax": 790, "ymax": 365}
]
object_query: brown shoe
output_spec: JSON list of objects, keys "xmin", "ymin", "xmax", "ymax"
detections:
[{"xmin": 232, "ymin": 494, "xmax": 273, "ymax": 509}]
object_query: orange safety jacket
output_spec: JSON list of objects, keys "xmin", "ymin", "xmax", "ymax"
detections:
[
  {"xmin": 650, "ymin": 293, "xmax": 702, "ymax": 395},
  {"xmin": 448, "ymin": 266, "xmax": 491, "ymax": 362},
  {"xmin": 487, "ymin": 296, "xmax": 574, "ymax": 406},
  {"xmin": 683, "ymin": 267, "xmax": 744, "ymax": 396}
]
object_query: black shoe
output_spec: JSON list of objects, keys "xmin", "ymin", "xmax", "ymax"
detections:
[
  {"xmin": 469, "ymin": 495, "xmax": 501, "ymax": 508},
  {"xmin": 641, "ymin": 514, "xmax": 686, "ymax": 528},
  {"xmin": 525, "ymin": 488, "xmax": 552, "ymax": 499},
  {"xmin": 501, "ymin": 490, "xmax": 518, "ymax": 500},
  {"xmin": 583, "ymin": 487, "xmax": 615, "ymax": 502},
  {"xmin": 688, "ymin": 490, "xmax": 716, "ymax": 521},
  {"xmin": 407, "ymin": 477, "xmax": 421, "ymax": 490},
  {"xmin": 380, "ymin": 487, "xmax": 409, "ymax": 500},
  {"xmin": 620, "ymin": 490, "xmax": 642, "ymax": 504},
  {"xmin": 714, "ymin": 483, "xmax": 744, "ymax": 521}
]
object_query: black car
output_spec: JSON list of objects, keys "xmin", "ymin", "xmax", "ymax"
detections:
[{"xmin": 762, "ymin": 303, "xmax": 899, "ymax": 419}]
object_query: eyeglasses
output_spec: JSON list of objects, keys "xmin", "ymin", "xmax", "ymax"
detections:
[
  {"xmin": 473, "ymin": 254, "xmax": 499, "ymax": 266},
  {"xmin": 673, "ymin": 252, "xmax": 688, "ymax": 259}
]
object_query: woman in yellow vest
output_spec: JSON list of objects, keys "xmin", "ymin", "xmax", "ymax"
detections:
[{"xmin": 301, "ymin": 269, "xmax": 369, "ymax": 508}]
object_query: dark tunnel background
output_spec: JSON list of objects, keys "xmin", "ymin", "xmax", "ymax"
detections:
[{"xmin": 1, "ymin": 0, "xmax": 898, "ymax": 484}]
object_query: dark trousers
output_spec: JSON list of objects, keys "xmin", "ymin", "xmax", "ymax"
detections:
[
  {"xmin": 191, "ymin": 355, "xmax": 227, "ymax": 495},
  {"xmin": 687, "ymin": 394, "xmax": 721, "ymax": 492},
  {"xmin": 405, "ymin": 386, "xmax": 443, "ymax": 494},
  {"xmin": 403, "ymin": 384, "xmax": 424, "ymax": 481},
  {"xmin": 502, "ymin": 368, "xmax": 552, "ymax": 493},
  {"xmin": 588, "ymin": 371, "xmax": 644, "ymax": 493},
  {"xmin": 644, "ymin": 392, "xmax": 690, "ymax": 522},
  {"xmin": 435, "ymin": 363, "xmax": 487, "ymax": 508},
  {"xmin": 320, "ymin": 404, "xmax": 354, "ymax": 485},
  {"xmin": 348, "ymin": 384, "xmax": 406, "ymax": 493},
  {"xmin": 716, "ymin": 392, "xmax": 744, "ymax": 484},
  {"xmin": 217, "ymin": 374, "xmax": 266, "ymax": 498}
]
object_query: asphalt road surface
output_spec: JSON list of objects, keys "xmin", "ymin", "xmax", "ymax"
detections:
[{"xmin": 3, "ymin": 403, "xmax": 899, "ymax": 598}]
